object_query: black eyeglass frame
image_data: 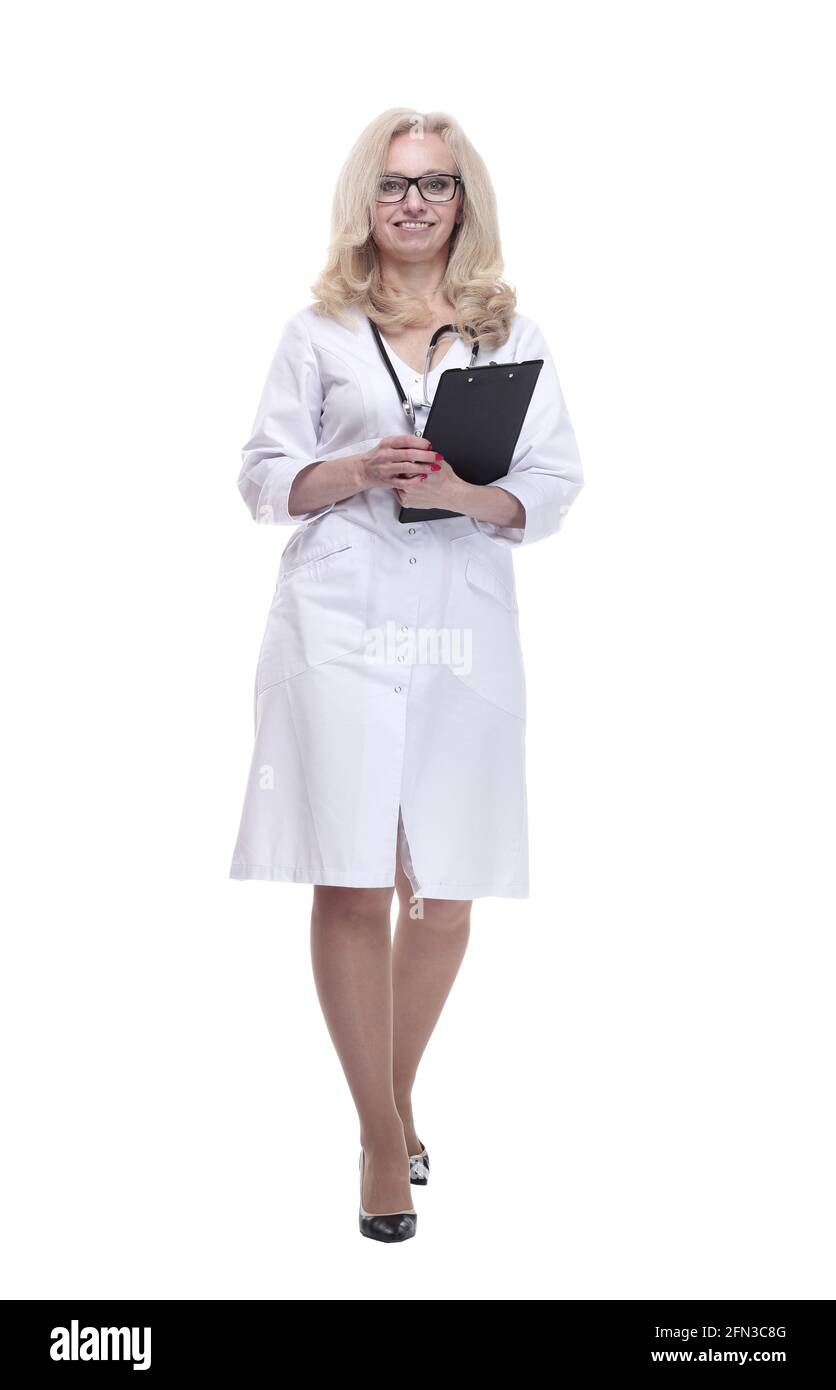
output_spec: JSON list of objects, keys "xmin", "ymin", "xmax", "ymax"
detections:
[{"xmin": 376, "ymin": 173, "xmax": 464, "ymax": 204}]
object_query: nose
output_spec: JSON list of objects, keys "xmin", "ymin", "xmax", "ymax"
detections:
[{"xmin": 401, "ymin": 194, "xmax": 430, "ymax": 217}]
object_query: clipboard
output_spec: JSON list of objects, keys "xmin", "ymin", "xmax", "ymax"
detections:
[{"xmin": 398, "ymin": 358, "xmax": 544, "ymax": 523}]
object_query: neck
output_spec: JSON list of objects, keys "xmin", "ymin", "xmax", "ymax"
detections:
[{"xmin": 379, "ymin": 252, "xmax": 451, "ymax": 316}]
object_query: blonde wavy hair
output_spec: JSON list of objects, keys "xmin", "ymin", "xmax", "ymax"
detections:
[{"xmin": 309, "ymin": 108, "xmax": 517, "ymax": 351}]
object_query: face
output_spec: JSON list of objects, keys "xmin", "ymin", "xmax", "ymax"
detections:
[{"xmin": 371, "ymin": 131, "xmax": 462, "ymax": 266}]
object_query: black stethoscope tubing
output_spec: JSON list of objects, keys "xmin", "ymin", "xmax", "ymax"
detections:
[{"xmin": 367, "ymin": 317, "xmax": 479, "ymax": 433}]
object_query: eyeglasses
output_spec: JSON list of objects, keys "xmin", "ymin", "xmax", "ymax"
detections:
[{"xmin": 376, "ymin": 174, "xmax": 463, "ymax": 204}]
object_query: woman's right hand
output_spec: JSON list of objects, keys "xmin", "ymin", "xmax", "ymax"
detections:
[{"xmin": 356, "ymin": 435, "xmax": 441, "ymax": 492}]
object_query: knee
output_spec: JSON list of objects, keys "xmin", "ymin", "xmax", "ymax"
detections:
[
  {"xmin": 415, "ymin": 898, "xmax": 472, "ymax": 932},
  {"xmin": 313, "ymin": 885, "xmax": 391, "ymax": 927}
]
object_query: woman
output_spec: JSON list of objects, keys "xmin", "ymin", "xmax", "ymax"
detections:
[{"xmin": 230, "ymin": 109, "xmax": 584, "ymax": 1242}]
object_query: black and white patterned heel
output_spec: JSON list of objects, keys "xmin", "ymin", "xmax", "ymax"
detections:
[
  {"xmin": 359, "ymin": 1149, "xmax": 417, "ymax": 1243},
  {"xmin": 408, "ymin": 1142, "xmax": 430, "ymax": 1186}
]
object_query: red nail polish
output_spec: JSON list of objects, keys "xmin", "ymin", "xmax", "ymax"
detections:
[
  {"xmin": 431, "ymin": 463, "xmax": 441, "ymax": 471},
  {"xmin": 435, "ymin": 453, "xmax": 444, "ymax": 461}
]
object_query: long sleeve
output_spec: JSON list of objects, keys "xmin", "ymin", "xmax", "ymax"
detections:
[
  {"xmin": 237, "ymin": 312, "xmax": 337, "ymax": 526},
  {"xmin": 474, "ymin": 317, "xmax": 584, "ymax": 549}
]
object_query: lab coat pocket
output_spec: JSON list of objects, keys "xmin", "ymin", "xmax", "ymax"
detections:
[
  {"xmin": 464, "ymin": 556, "xmax": 518, "ymax": 614},
  {"xmin": 256, "ymin": 532, "xmax": 375, "ymax": 693},
  {"xmin": 281, "ymin": 541, "xmax": 354, "ymax": 581},
  {"xmin": 445, "ymin": 551, "xmax": 526, "ymax": 721}
]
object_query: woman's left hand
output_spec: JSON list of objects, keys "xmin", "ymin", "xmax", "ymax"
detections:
[{"xmin": 393, "ymin": 457, "xmax": 467, "ymax": 511}]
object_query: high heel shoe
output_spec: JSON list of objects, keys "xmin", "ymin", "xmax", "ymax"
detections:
[
  {"xmin": 358, "ymin": 1149, "xmax": 417, "ymax": 1243},
  {"xmin": 408, "ymin": 1142, "xmax": 430, "ymax": 1186}
]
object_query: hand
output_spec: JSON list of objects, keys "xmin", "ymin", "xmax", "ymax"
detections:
[
  {"xmin": 356, "ymin": 435, "xmax": 440, "ymax": 493},
  {"xmin": 393, "ymin": 456, "xmax": 466, "ymax": 511}
]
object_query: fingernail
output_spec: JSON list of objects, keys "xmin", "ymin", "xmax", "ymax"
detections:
[
  {"xmin": 431, "ymin": 463, "xmax": 441, "ymax": 471},
  {"xmin": 435, "ymin": 453, "xmax": 444, "ymax": 461}
]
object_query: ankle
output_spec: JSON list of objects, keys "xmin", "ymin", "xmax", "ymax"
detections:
[
  {"xmin": 395, "ymin": 1102, "xmax": 422, "ymax": 1154},
  {"xmin": 360, "ymin": 1114, "xmax": 408, "ymax": 1156},
  {"xmin": 394, "ymin": 1093, "xmax": 414, "ymax": 1125}
]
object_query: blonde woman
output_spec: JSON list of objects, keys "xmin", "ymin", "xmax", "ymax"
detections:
[{"xmin": 230, "ymin": 109, "xmax": 584, "ymax": 1242}]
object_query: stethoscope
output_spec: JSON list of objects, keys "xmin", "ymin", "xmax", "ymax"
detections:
[{"xmin": 368, "ymin": 317, "xmax": 479, "ymax": 433}]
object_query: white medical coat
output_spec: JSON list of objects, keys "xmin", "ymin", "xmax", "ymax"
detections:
[{"xmin": 229, "ymin": 304, "xmax": 583, "ymax": 899}]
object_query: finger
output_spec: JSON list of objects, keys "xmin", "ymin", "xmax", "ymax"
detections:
[
  {"xmin": 382, "ymin": 461, "xmax": 434, "ymax": 478},
  {"xmin": 384, "ymin": 434, "xmax": 435, "ymax": 451}
]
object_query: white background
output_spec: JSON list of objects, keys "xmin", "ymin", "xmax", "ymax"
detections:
[{"xmin": 2, "ymin": 1, "xmax": 834, "ymax": 1300}]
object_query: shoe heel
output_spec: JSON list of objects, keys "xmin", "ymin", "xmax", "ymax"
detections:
[{"xmin": 408, "ymin": 1142, "xmax": 430, "ymax": 1186}]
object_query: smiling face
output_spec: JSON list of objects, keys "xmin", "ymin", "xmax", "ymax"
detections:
[{"xmin": 371, "ymin": 130, "xmax": 462, "ymax": 269}]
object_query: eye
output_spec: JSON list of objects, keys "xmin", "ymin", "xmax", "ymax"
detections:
[{"xmin": 379, "ymin": 178, "xmax": 406, "ymax": 195}]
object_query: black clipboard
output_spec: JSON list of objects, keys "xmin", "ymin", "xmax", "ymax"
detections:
[{"xmin": 398, "ymin": 358, "xmax": 544, "ymax": 523}]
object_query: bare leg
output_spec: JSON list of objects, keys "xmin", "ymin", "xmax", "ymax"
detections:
[
  {"xmin": 309, "ymin": 884, "xmax": 412, "ymax": 1215},
  {"xmin": 391, "ymin": 854, "xmax": 472, "ymax": 1155}
]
